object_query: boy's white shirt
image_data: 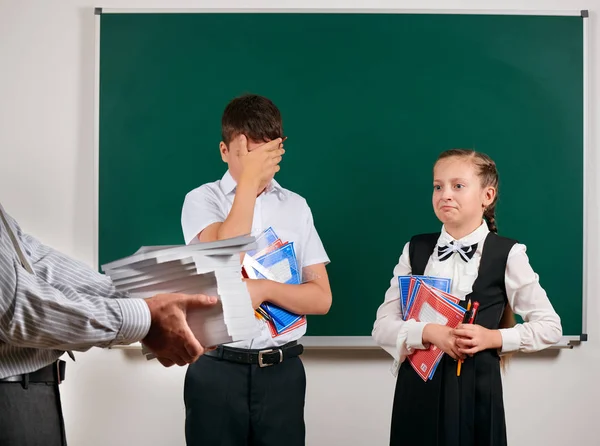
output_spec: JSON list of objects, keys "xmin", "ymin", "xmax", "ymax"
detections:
[
  {"xmin": 372, "ymin": 221, "xmax": 563, "ymax": 375},
  {"xmin": 181, "ymin": 170, "xmax": 330, "ymax": 349}
]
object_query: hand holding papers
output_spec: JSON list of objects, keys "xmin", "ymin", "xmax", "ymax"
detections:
[
  {"xmin": 142, "ymin": 292, "xmax": 218, "ymax": 366},
  {"xmin": 398, "ymin": 275, "xmax": 466, "ymax": 381},
  {"xmin": 102, "ymin": 236, "xmax": 261, "ymax": 360}
]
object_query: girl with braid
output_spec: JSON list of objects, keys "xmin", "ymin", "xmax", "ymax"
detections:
[{"xmin": 372, "ymin": 149, "xmax": 562, "ymax": 446}]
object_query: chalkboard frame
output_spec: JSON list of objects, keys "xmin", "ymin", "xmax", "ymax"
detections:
[{"xmin": 93, "ymin": 8, "xmax": 589, "ymax": 349}]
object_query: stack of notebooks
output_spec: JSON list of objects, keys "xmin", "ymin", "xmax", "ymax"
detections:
[
  {"xmin": 398, "ymin": 275, "xmax": 466, "ymax": 381},
  {"xmin": 101, "ymin": 236, "xmax": 261, "ymax": 356},
  {"xmin": 242, "ymin": 227, "xmax": 306, "ymax": 337}
]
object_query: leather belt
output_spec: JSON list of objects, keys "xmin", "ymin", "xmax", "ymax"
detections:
[
  {"xmin": 205, "ymin": 341, "xmax": 303, "ymax": 367},
  {"xmin": 0, "ymin": 360, "xmax": 66, "ymax": 388}
]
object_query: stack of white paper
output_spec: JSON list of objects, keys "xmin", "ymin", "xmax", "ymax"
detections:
[{"xmin": 101, "ymin": 236, "xmax": 261, "ymax": 353}]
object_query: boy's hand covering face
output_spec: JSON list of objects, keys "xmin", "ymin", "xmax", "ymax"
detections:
[{"xmin": 236, "ymin": 134, "xmax": 285, "ymax": 192}]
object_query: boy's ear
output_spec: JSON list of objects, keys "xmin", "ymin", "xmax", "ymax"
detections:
[{"xmin": 219, "ymin": 141, "xmax": 229, "ymax": 163}]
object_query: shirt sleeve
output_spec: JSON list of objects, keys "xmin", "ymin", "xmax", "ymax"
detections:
[
  {"xmin": 0, "ymin": 211, "xmax": 150, "ymax": 351},
  {"xmin": 372, "ymin": 242, "xmax": 428, "ymax": 362},
  {"xmin": 20, "ymin": 230, "xmax": 129, "ymax": 300},
  {"xmin": 499, "ymin": 243, "xmax": 563, "ymax": 353},
  {"xmin": 299, "ymin": 201, "xmax": 330, "ymax": 268},
  {"xmin": 181, "ymin": 186, "xmax": 227, "ymax": 245}
]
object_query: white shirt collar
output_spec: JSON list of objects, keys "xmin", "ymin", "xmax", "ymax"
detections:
[
  {"xmin": 218, "ymin": 170, "xmax": 286, "ymax": 199},
  {"xmin": 438, "ymin": 221, "xmax": 490, "ymax": 248}
]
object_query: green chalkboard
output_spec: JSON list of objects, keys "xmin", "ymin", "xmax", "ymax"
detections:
[{"xmin": 98, "ymin": 12, "xmax": 585, "ymax": 341}]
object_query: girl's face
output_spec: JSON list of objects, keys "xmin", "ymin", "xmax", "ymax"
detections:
[{"xmin": 432, "ymin": 156, "xmax": 495, "ymax": 233}]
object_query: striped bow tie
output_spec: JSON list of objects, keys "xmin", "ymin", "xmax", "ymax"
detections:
[{"xmin": 437, "ymin": 241, "xmax": 478, "ymax": 262}]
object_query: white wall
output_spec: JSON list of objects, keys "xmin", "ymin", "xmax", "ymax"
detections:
[{"xmin": 0, "ymin": 0, "xmax": 598, "ymax": 445}]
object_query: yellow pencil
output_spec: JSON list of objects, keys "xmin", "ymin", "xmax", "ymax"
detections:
[{"xmin": 457, "ymin": 299, "xmax": 472, "ymax": 377}]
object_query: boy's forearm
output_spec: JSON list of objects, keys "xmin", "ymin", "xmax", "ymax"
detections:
[
  {"xmin": 262, "ymin": 281, "xmax": 332, "ymax": 315},
  {"xmin": 216, "ymin": 178, "xmax": 258, "ymax": 240}
]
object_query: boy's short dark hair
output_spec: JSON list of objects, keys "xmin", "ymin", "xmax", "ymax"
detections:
[{"xmin": 221, "ymin": 94, "xmax": 283, "ymax": 145}]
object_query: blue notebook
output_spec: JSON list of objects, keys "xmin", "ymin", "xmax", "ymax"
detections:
[
  {"xmin": 253, "ymin": 243, "xmax": 300, "ymax": 285},
  {"xmin": 253, "ymin": 242, "xmax": 303, "ymax": 334},
  {"xmin": 246, "ymin": 226, "xmax": 278, "ymax": 258},
  {"xmin": 261, "ymin": 302, "xmax": 304, "ymax": 333},
  {"xmin": 399, "ymin": 275, "xmax": 451, "ymax": 318}
]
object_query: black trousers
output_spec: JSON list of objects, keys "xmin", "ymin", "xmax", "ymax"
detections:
[
  {"xmin": 0, "ymin": 381, "xmax": 66, "ymax": 446},
  {"xmin": 184, "ymin": 354, "xmax": 306, "ymax": 446}
]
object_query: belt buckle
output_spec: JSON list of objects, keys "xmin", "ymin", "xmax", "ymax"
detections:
[{"xmin": 258, "ymin": 348, "xmax": 283, "ymax": 368}]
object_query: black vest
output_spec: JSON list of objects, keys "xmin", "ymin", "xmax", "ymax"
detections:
[{"xmin": 390, "ymin": 232, "xmax": 517, "ymax": 446}]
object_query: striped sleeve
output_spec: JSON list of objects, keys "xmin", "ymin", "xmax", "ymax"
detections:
[
  {"xmin": 0, "ymin": 215, "xmax": 150, "ymax": 352},
  {"xmin": 0, "ymin": 254, "xmax": 150, "ymax": 350}
]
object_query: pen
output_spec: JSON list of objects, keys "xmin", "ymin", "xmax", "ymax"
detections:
[
  {"xmin": 256, "ymin": 307, "xmax": 273, "ymax": 322},
  {"xmin": 457, "ymin": 299, "xmax": 472, "ymax": 377},
  {"xmin": 468, "ymin": 301, "xmax": 479, "ymax": 324}
]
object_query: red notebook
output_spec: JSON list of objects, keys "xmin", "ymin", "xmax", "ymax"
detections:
[
  {"xmin": 406, "ymin": 282, "xmax": 466, "ymax": 381},
  {"xmin": 267, "ymin": 315, "xmax": 306, "ymax": 337}
]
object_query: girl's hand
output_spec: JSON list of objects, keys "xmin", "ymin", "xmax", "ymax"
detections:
[
  {"xmin": 453, "ymin": 324, "xmax": 503, "ymax": 356},
  {"xmin": 422, "ymin": 324, "xmax": 464, "ymax": 360}
]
